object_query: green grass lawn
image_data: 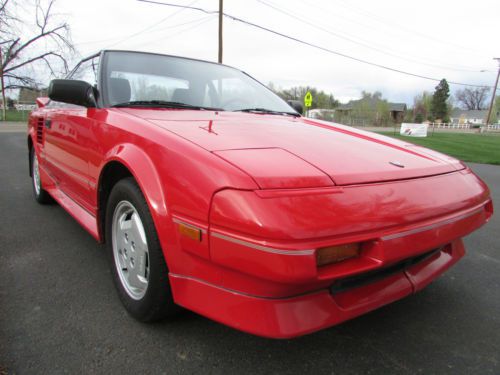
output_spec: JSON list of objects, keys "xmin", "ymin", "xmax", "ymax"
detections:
[
  {"xmin": 1, "ymin": 110, "xmax": 31, "ymax": 122},
  {"xmin": 377, "ymin": 131, "xmax": 500, "ymax": 165}
]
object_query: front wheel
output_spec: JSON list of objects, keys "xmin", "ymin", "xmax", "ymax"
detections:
[
  {"xmin": 31, "ymin": 148, "xmax": 52, "ymax": 204},
  {"xmin": 105, "ymin": 177, "xmax": 179, "ymax": 322}
]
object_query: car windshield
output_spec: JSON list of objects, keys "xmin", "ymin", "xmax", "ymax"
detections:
[{"xmin": 103, "ymin": 51, "xmax": 296, "ymax": 114}]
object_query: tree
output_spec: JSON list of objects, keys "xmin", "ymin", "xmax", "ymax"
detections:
[
  {"xmin": 431, "ymin": 79, "xmax": 450, "ymax": 122},
  {"xmin": 362, "ymin": 90, "xmax": 382, "ymax": 100},
  {"xmin": 375, "ymin": 99, "xmax": 391, "ymax": 126},
  {"xmin": 269, "ymin": 84, "xmax": 340, "ymax": 110},
  {"xmin": 343, "ymin": 91, "xmax": 394, "ymax": 126},
  {"xmin": 413, "ymin": 91, "xmax": 432, "ymax": 122},
  {"xmin": 414, "ymin": 112, "xmax": 424, "ymax": 123},
  {"xmin": 0, "ymin": 0, "xmax": 73, "ymax": 120},
  {"xmin": 455, "ymin": 87, "xmax": 490, "ymax": 110}
]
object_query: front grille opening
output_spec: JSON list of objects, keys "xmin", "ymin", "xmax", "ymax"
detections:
[{"xmin": 330, "ymin": 248, "xmax": 441, "ymax": 294}]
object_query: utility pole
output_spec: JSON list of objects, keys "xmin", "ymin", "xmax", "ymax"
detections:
[
  {"xmin": 218, "ymin": 0, "xmax": 223, "ymax": 63},
  {"xmin": 0, "ymin": 48, "xmax": 5, "ymax": 122},
  {"xmin": 485, "ymin": 58, "xmax": 500, "ymax": 125}
]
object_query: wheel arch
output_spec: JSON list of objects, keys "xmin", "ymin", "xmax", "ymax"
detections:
[{"xmin": 97, "ymin": 144, "xmax": 169, "ymax": 244}]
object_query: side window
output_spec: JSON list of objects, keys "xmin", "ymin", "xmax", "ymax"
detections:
[{"xmin": 70, "ymin": 56, "xmax": 100, "ymax": 87}]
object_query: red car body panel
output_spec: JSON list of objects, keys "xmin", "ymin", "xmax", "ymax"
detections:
[
  {"xmin": 137, "ymin": 110, "xmax": 463, "ymax": 185},
  {"xmin": 28, "ymin": 100, "xmax": 493, "ymax": 338}
]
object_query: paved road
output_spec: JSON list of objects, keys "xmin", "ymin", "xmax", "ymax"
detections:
[
  {"xmin": 0, "ymin": 122, "xmax": 27, "ymax": 133},
  {"xmin": 1, "ymin": 132, "xmax": 499, "ymax": 375}
]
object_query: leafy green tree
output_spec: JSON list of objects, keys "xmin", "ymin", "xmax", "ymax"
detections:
[
  {"xmin": 343, "ymin": 91, "xmax": 393, "ymax": 126},
  {"xmin": 404, "ymin": 107, "xmax": 414, "ymax": 122},
  {"xmin": 376, "ymin": 100, "xmax": 391, "ymax": 125},
  {"xmin": 431, "ymin": 79, "xmax": 450, "ymax": 122},
  {"xmin": 414, "ymin": 113, "xmax": 424, "ymax": 123},
  {"xmin": 413, "ymin": 91, "xmax": 433, "ymax": 122},
  {"xmin": 351, "ymin": 95, "xmax": 373, "ymax": 125},
  {"xmin": 269, "ymin": 84, "xmax": 339, "ymax": 110},
  {"xmin": 363, "ymin": 91, "xmax": 382, "ymax": 100}
]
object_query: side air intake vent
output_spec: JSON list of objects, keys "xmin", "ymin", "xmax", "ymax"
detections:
[{"xmin": 36, "ymin": 117, "xmax": 44, "ymax": 144}]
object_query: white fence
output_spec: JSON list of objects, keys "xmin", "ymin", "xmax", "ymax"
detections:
[
  {"xmin": 428, "ymin": 123, "xmax": 500, "ymax": 132},
  {"xmin": 431, "ymin": 123, "xmax": 471, "ymax": 129},
  {"xmin": 15, "ymin": 103, "xmax": 36, "ymax": 111}
]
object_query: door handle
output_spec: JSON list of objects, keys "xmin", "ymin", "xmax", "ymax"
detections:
[{"xmin": 45, "ymin": 119, "xmax": 52, "ymax": 129}]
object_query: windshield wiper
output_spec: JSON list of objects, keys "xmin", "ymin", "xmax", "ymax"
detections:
[
  {"xmin": 112, "ymin": 100, "xmax": 222, "ymax": 111},
  {"xmin": 234, "ymin": 108, "xmax": 300, "ymax": 117}
]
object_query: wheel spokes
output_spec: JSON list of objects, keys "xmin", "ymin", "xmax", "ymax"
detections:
[
  {"xmin": 130, "ymin": 213, "xmax": 147, "ymax": 248},
  {"xmin": 126, "ymin": 261, "xmax": 148, "ymax": 289},
  {"xmin": 33, "ymin": 154, "xmax": 41, "ymax": 194},
  {"xmin": 112, "ymin": 201, "xmax": 150, "ymax": 300}
]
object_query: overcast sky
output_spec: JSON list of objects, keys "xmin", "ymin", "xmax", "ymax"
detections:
[{"xmin": 49, "ymin": 0, "xmax": 500, "ymax": 104}]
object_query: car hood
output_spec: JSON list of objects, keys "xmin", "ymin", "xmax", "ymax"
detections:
[{"xmin": 120, "ymin": 109, "xmax": 463, "ymax": 187}]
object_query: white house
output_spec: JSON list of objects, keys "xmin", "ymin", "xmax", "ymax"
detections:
[
  {"xmin": 450, "ymin": 109, "xmax": 488, "ymax": 125},
  {"xmin": 306, "ymin": 108, "xmax": 336, "ymax": 119}
]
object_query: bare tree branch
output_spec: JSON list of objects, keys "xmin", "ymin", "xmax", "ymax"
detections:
[
  {"xmin": 455, "ymin": 87, "xmax": 490, "ymax": 110},
  {"xmin": 0, "ymin": 0, "xmax": 74, "ymax": 120},
  {"xmin": 4, "ymin": 50, "xmax": 66, "ymax": 73},
  {"xmin": 3, "ymin": 24, "xmax": 68, "ymax": 67},
  {"xmin": 3, "ymin": 72, "xmax": 37, "ymax": 86},
  {"xmin": 4, "ymin": 83, "xmax": 40, "ymax": 90}
]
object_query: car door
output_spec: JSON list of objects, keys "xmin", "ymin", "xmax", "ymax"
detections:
[{"xmin": 44, "ymin": 55, "xmax": 101, "ymax": 213}]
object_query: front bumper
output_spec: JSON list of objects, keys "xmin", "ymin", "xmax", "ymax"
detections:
[
  {"xmin": 169, "ymin": 170, "xmax": 492, "ymax": 338},
  {"xmin": 170, "ymin": 240, "xmax": 465, "ymax": 339}
]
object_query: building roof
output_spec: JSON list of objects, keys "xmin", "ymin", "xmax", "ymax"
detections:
[
  {"xmin": 337, "ymin": 98, "xmax": 407, "ymax": 112},
  {"xmin": 389, "ymin": 103, "xmax": 407, "ymax": 112},
  {"xmin": 450, "ymin": 109, "xmax": 488, "ymax": 119},
  {"xmin": 18, "ymin": 87, "xmax": 47, "ymax": 103}
]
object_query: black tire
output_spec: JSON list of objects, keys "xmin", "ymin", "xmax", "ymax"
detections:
[
  {"xmin": 105, "ymin": 177, "xmax": 179, "ymax": 322},
  {"xmin": 30, "ymin": 148, "xmax": 52, "ymax": 204}
]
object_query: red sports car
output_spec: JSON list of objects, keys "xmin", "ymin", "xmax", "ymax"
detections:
[{"xmin": 28, "ymin": 50, "xmax": 493, "ymax": 338}]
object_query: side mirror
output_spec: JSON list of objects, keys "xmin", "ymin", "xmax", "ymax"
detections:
[
  {"xmin": 48, "ymin": 79, "xmax": 97, "ymax": 108},
  {"xmin": 36, "ymin": 97, "xmax": 50, "ymax": 108},
  {"xmin": 287, "ymin": 100, "xmax": 303, "ymax": 115}
]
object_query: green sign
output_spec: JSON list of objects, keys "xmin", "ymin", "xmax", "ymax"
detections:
[{"xmin": 304, "ymin": 91, "xmax": 313, "ymax": 107}]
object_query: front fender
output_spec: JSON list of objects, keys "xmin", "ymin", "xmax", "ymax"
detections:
[
  {"xmin": 98, "ymin": 142, "xmax": 171, "ymax": 256},
  {"xmin": 98, "ymin": 143, "xmax": 188, "ymax": 271},
  {"xmin": 100, "ymin": 142, "xmax": 168, "ymax": 218}
]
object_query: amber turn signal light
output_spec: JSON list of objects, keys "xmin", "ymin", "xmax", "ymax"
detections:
[
  {"xmin": 316, "ymin": 243, "xmax": 361, "ymax": 267},
  {"xmin": 178, "ymin": 223, "xmax": 202, "ymax": 242}
]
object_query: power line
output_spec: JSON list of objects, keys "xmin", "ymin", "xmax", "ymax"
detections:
[
  {"xmin": 139, "ymin": 14, "xmax": 213, "ymax": 34},
  {"xmin": 75, "ymin": 13, "xmax": 206, "ymax": 47},
  {"xmin": 78, "ymin": 0, "xmax": 200, "ymax": 49},
  {"xmin": 137, "ymin": 0, "xmax": 498, "ymax": 90},
  {"xmin": 137, "ymin": 0, "xmax": 217, "ymax": 15},
  {"xmin": 106, "ymin": 0, "xmax": 199, "ymax": 48},
  {"xmin": 333, "ymin": 0, "xmax": 491, "ymax": 58},
  {"xmin": 256, "ymin": 0, "xmax": 490, "ymax": 74},
  {"xmin": 132, "ymin": 15, "xmax": 216, "ymax": 47}
]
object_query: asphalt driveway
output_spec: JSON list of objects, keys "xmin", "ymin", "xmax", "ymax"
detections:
[{"xmin": 1, "ymin": 132, "xmax": 499, "ymax": 374}]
